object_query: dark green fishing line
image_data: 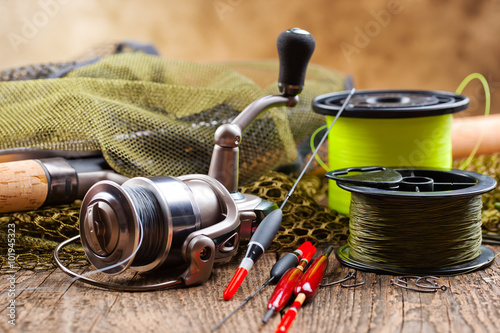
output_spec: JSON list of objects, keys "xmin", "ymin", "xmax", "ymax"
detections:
[{"xmin": 347, "ymin": 193, "xmax": 483, "ymax": 268}]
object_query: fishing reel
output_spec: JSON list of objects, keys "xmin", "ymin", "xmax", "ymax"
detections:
[{"xmin": 54, "ymin": 28, "xmax": 316, "ymax": 290}]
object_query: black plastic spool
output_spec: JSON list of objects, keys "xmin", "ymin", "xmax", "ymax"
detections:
[
  {"xmin": 312, "ymin": 90, "xmax": 469, "ymax": 118},
  {"xmin": 326, "ymin": 167, "xmax": 497, "ymax": 275}
]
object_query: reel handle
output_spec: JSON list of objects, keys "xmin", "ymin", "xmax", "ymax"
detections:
[
  {"xmin": 209, "ymin": 28, "xmax": 315, "ymax": 192},
  {"xmin": 277, "ymin": 28, "xmax": 316, "ymax": 96}
]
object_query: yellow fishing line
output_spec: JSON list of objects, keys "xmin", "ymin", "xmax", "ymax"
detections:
[
  {"xmin": 315, "ymin": 114, "xmax": 453, "ymax": 215},
  {"xmin": 311, "ymin": 124, "xmax": 329, "ymax": 171},
  {"xmin": 455, "ymin": 73, "xmax": 491, "ymax": 170}
]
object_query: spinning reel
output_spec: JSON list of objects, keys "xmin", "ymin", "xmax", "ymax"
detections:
[{"xmin": 54, "ymin": 28, "xmax": 316, "ymax": 290}]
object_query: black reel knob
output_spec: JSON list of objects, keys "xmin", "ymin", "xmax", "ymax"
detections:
[{"xmin": 277, "ymin": 28, "xmax": 316, "ymax": 96}]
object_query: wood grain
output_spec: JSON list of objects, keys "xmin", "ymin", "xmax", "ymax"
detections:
[{"xmin": 1, "ymin": 246, "xmax": 499, "ymax": 333}]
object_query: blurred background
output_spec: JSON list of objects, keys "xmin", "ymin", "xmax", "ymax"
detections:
[{"xmin": 0, "ymin": 0, "xmax": 498, "ymax": 116}]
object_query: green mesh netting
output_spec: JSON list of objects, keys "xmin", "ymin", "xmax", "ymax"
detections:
[
  {"xmin": 457, "ymin": 154, "xmax": 500, "ymax": 236},
  {"xmin": 0, "ymin": 52, "xmax": 344, "ymax": 184},
  {"xmin": 0, "ymin": 202, "xmax": 87, "ymax": 271}
]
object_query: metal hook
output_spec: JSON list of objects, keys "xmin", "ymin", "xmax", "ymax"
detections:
[
  {"xmin": 390, "ymin": 279, "xmax": 436, "ymax": 293},
  {"xmin": 396, "ymin": 275, "xmax": 423, "ymax": 284},
  {"xmin": 341, "ymin": 272, "xmax": 365, "ymax": 288},
  {"xmin": 412, "ymin": 276, "xmax": 439, "ymax": 287},
  {"xmin": 320, "ymin": 272, "xmax": 355, "ymax": 287},
  {"xmin": 415, "ymin": 276, "xmax": 447, "ymax": 291},
  {"xmin": 391, "ymin": 275, "xmax": 446, "ymax": 293}
]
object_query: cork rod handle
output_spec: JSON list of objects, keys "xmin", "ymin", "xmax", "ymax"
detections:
[{"xmin": 0, "ymin": 160, "xmax": 49, "ymax": 213}]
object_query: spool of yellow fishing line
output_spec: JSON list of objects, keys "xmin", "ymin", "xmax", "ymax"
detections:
[{"xmin": 312, "ymin": 90, "xmax": 469, "ymax": 215}]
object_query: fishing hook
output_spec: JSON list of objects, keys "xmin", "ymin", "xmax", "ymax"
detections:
[{"xmin": 320, "ymin": 271, "xmax": 355, "ymax": 287}]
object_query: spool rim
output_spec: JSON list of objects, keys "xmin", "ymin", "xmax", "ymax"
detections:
[
  {"xmin": 334, "ymin": 168, "xmax": 497, "ymax": 199},
  {"xmin": 80, "ymin": 181, "xmax": 139, "ymax": 274},
  {"xmin": 336, "ymin": 244, "xmax": 496, "ymax": 275},
  {"xmin": 312, "ymin": 90, "xmax": 469, "ymax": 118}
]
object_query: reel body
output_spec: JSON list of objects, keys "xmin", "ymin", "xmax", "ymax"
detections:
[{"xmin": 78, "ymin": 174, "xmax": 276, "ymax": 285}]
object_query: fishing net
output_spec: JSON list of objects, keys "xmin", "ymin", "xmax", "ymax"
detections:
[
  {"xmin": 459, "ymin": 153, "xmax": 500, "ymax": 236},
  {"xmin": 0, "ymin": 47, "xmax": 343, "ymax": 183}
]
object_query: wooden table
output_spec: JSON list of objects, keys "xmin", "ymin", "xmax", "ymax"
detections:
[{"xmin": 1, "ymin": 245, "xmax": 499, "ymax": 333}]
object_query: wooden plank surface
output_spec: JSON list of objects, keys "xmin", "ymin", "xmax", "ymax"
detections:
[{"xmin": 1, "ymin": 245, "xmax": 499, "ymax": 333}]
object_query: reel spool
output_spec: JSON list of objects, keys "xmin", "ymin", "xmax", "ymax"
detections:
[
  {"xmin": 326, "ymin": 167, "xmax": 497, "ymax": 275},
  {"xmin": 79, "ymin": 175, "xmax": 238, "ymax": 275},
  {"xmin": 312, "ymin": 90, "xmax": 469, "ymax": 215}
]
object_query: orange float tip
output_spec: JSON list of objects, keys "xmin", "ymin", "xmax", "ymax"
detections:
[
  {"xmin": 275, "ymin": 308, "xmax": 297, "ymax": 333},
  {"xmin": 223, "ymin": 267, "xmax": 248, "ymax": 301}
]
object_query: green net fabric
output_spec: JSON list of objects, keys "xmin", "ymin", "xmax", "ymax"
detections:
[
  {"xmin": 457, "ymin": 154, "xmax": 500, "ymax": 236},
  {"xmin": 240, "ymin": 172, "xmax": 349, "ymax": 253},
  {"xmin": 0, "ymin": 202, "xmax": 87, "ymax": 271},
  {"xmin": 0, "ymin": 61, "xmax": 73, "ymax": 81},
  {"xmin": 0, "ymin": 53, "xmax": 343, "ymax": 184}
]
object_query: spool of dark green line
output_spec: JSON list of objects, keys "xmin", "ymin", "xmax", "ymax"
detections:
[{"xmin": 326, "ymin": 167, "xmax": 497, "ymax": 275}]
